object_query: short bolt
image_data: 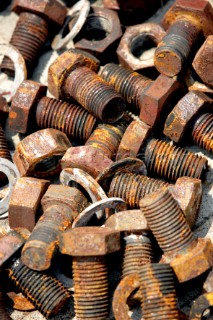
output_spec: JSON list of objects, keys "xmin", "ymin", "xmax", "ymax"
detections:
[
  {"xmin": 1, "ymin": 0, "xmax": 67, "ymax": 75},
  {"xmin": 9, "ymin": 80, "xmax": 97, "ymax": 141},
  {"xmin": 60, "ymin": 227, "xmax": 120, "ymax": 320}
]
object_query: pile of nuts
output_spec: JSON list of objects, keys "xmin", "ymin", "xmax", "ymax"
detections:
[{"xmin": 0, "ymin": 0, "xmax": 212, "ymax": 319}]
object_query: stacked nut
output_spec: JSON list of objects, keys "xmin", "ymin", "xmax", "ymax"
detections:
[{"xmin": 0, "ymin": 0, "xmax": 212, "ymax": 319}]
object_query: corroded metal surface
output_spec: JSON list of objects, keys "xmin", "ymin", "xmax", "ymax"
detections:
[
  {"xmin": 189, "ymin": 292, "xmax": 213, "ymax": 320},
  {"xmin": 203, "ymin": 269, "xmax": 213, "ymax": 293}
]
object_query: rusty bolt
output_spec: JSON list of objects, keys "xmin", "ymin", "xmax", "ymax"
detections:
[
  {"xmin": 1, "ymin": 0, "xmax": 67, "ymax": 75},
  {"xmin": 203, "ymin": 269, "xmax": 213, "ymax": 293},
  {"xmin": 9, "ymin": 177, "xmax": 50, "ymax": 232},
  {"xmin": 140, "ymin": 187, "xmax": 213, "ymax": 282},
  {"xmin": 112, "ymin": 273, "xmax": 141, "ymax": 320},
  {"xmin": 140, "ymin": 263, "xmax": 179, "ymax": 319},
  {"xmin": 99, "ymin": 63, "xmax": 183, "ymax": 127},
  {"xmin": 13, "ymin": 128, "xmax": 71, "ymax": 178},
  {"xmin": 0, "ymin": 124, "xmax": 12, "ymax": 163},
  {"xmin": 154, "ymin": 0, "xmax": 213, "ymax": 77},
  {"xmin": 75, "ymin": 6, "xmax": 122, "ymax": 63},
  {"xmin": 116, "ymin": 119, "xmax": 208, "ymax": 181},
  {"xmin": 117, "ymin": 23, "xmax": 165, "ymax": 71},
  {"xmin": 60, "ymin": 227, "xmax": 120, "ymax": 320},
  {"xmin": 48, "ymin": 49, "xmax": 125, "ymax": 123},
  {"xmin": 164, "ymin": 91, "xmax": 213, "ymax": 153},
  {"xmin": 21, "ymin": 184, "xmax": 89, "ymax": 271},
  {"xmin": 61, "ymin": 119, "xmax": 128, "ymax": 178},
  {"xmin": 193, "ymin": 36, "xmax": 213, "ymax": 88},
  {"xmin": 9, "ymin": 80, "xmax": 97, "ymax": 141},
  {"xmin": 189, "ymin": 292, "xmax": 213, "ymax": 320}
]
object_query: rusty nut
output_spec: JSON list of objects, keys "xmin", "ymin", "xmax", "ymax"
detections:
[
  {"xmin": 10, "ymin": 80, "xmax": 47, "ymax": 134},
  {"xmin": 12, "ymin": 0, "xmax": 67, "ymax": 26},
  {"xmin": 163, "ymin": 91, "xmax": 212, "ymax": 143},
  {"xmin": 48, "ymin": 48, "xmax": 100, "ymax": 99},
  {"xmin": 9, "ymin": 177, "xmax": 50, "ymax": 232},
  {"xmin": 193, "ymin": 35, "xmax": 213, "ymax": 88},
  {"xmin": 13, "ymin": 128, "xmax": 71, "ymax": 178},
  {"xmin": 60, "ymin": 226, "xmax": 120, "ymax": 256},
  {"xmin": 75, "ymin": 6, "xmax": 122, "ymax": 61},
  {"xmin": 117, "ymin": 23, "xmax": 165, "ymax": 71}
]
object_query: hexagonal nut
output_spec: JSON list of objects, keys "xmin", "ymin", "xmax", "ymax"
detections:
[
  {"xmin": 12, "ymin": 0, "xmax": 67, "ymax": 26},
  {"xmin": 168, "ymin": 238, "xmax": 213, "ymax": 283},
  {"xmin": 203, "ymin": 269, "xmax": 213, "ymax": 293},
  {"xmin": 163, "ymin": 91, "xmax": 213, "ymax": 143},
  {"xmin": 193, "ymin": 36, "xmax": 213, "ymax": 88},
  {"xmin": 41, "ymin": 184, "xmax": 89, "ymax": 220},
  {"xmin": 105, "ymin": 210, "xmax": 149, "ymax": 232},
  {"xmin": 163, "ymin": 0, "xmax": 213, "ymax": 37},
  {"xmin": 60, "ymin": 227, "xmax": 120, "ymax": 256},
  {"xmin": 48, "ymin": 48, "xmax": 100, "ymax": 99},
  {"xmin": 9, "ymin": 177, "xmax": 50, "ymax": 232},
  {"xmin": 117, "ymin": 23, "xmax": 165, "ymax": 71},
  {"xmin": 61, "ymin": 146, "xmax": 113, "ymax": 179},
  {"xmin": 75, "ymin": 7, "xmax": 122, "ymax": 59},
  {"xmin": 139, "ymin": 74, "xmax": 183, "ymax": 127},
  {"xmin": 116, "ymin": 120, "xmax": 151, "ymax": 161},
  {"xmin": 169, "ymin": 177, "xmax": 202, "ymax": 228},
  {"xmin": 9, "ymin": 80, "xmax": 47, "ymax": 134},
  {"xmin": 13, "ymin": 129, "xmax": 71, "ymax": 178}
]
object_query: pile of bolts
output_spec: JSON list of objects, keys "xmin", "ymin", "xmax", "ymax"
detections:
[{"xmin": 0, "ymin": 0, "xmax": 212, "ymax": 319}]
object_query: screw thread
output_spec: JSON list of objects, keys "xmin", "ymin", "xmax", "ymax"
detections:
[
  {"xmin": 65, "ymin": 67, "xmax": 124, "ymax": 122},
  {"xmin": 1, "ymin": 12, "xmax": 48, "ymax": 74},
  {"xmin": 140, "ymin": 187, "xmax": 195, "ymax": 256},
  {"xmin": 99, "ymin": 63, "xmax": 152, "ymax": 113},
  {"xmin": 144, "ymin": 138, "xmax": 208, "ymax": 181},
  {"xmin": 85, "ymin": 122, "xmax": 126, "ymax": 160},
  {"xmin": 36, "ymin": 97, "xmax": 97, "ymax": 142},
  {"xmin": 192, "ymin": 113, "xmax": 213, "ymax": 153},
  {"xmin": 140, "ymin": 263, "xmax": 179, "ymax": 320},
  {"xmin": 0, "ymin": 293, "xmax": 10, "ymax": 320},
  {"xmin": 122, "ymin": 234, "xmax": 154, "ymax": 278},
  {"xmin": 73, "ymin": 256, "xmax": 109, "ymax": 320},
  {"xmin": 109, "ymin": 173, "xmax": 168, "ymax": 208},
  {"xmin": 0, "ymin": 124, "xmax": 12, "ymax": 162},
  {"xmin": 155, "ymin": 19, "xmax": 199, "ymax": 76},
  {"xmin": 7, "ymin": 258, "xmax": 70, "ymax": 318}
]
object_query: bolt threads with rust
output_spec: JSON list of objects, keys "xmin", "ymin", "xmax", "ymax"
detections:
[
  {"xmin": 140, "ymin": 187, "xmax": 195, "ymax": 256},
  {"xmin": 140, "ymin": 263, "xmax": 179, "ymax": 320},
  {"xmin": 7, "ymin": 258, "xmax": 70, "ymax": 318},
  {"xmin": 0, "ymin": 292, "xmax": 10, "ymax": 320},
  {"xmin": 65, "ymin": 66, "xmax": 125, "ymax": 123},
  {"xmin": 85, "ymin": 122, "xmax": 126, "ymax": 160},
  {"xmin": 0, "ymin": 124, "xmax": 12, "ymax": 162},
  {"xmin": 192, "ymin": 113, "xmax": 213, "ymax": 153},
  {"xmin": 73, "ymin": 256, "xmax": 109, "ymax": 320},
  {"xmin": 109, "ymin": 173, "xmax": 168, "ymax": 208},
  {"xmin": 155, "ymin": 19, "xmax": 199, "ymax": 76},
  {"xmin": 99, "ymin": 63, "xmax": 152, "ymax": 113},
  {"xmin": 144, "ymin": 138, "xmax": 208, "ymax": 181},
  {"xmin": 1, "ymin": 12, "xmax": 49, "ymax": 75},
  {"xmin": 122, "ymin": 234, "xmax": 154, "ymax": 278},
  {"xmin": 36, "ymin": 97, "xmax": 97, "ymax": 142}
]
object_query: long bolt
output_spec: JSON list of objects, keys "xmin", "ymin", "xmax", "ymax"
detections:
[
  {"xmin": 109, "ymin": 172, "xmax": 168, "ymax": 207},
  {"xmin": 140, "ymin": 263, "xmax": 179, "ymax": 319},
  {"xmin": 191, "ymin": 113, "xmax": 213, "ymax": 153}
]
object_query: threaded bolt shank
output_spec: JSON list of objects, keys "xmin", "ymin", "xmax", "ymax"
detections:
[{"xmin": 192, "ymin": 113, "xmax": 213, "ymax": 153}]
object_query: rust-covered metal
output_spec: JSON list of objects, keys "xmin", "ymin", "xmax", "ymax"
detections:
[
  {"xmin": 112, "ymin": 273, "xmax": 141, "ymax": 320},
  {"xmin": 189, "ymin": 292, "xmax": 213, "ymax": 320},
  {"xmin": 192, "ymin": 113, "xmax": 213, "ymax": 153},
  {"xmin": 140, "ymin": 263, "xmax": 179, "ymax": 319},
  {"xmin": 99, "ymin": 63, "xmax": 183, "ymax": 127},
  {"xmin": 60, "ymin": 227, "xmax": 120, "ymax": 320},
  {"xmin": 13, "ymin": 128, "xmax": 71, "ymax": 178},
  {"xmin": 140, "ymin": 187, "xmax": 213, "ymax": 282},
  {"xmin": 9, "ymin": 177, "xmax": 50, "ymax": 231},
  {"xmin": 117, "ymin": 23, "xmax": 165, "ymax": 71},
  {"xmin": 75, "ymin": 6, "xmax": 122, "ymax": 62},
  {"xmin": 154, "ymin": 0, "xmax": 213, "ymax": 77},
  {"xmin": 193, "ymin": 35, "xmax": 213, "ymax": 88},
  {"xmin": 48, "ymin": 49, "xmax": 125, "ymax": 123},
  {"xmin": 21, "ymin": 184, "xmax": 89, "ymax": 271},
  {"xmin": 203, "ymin": 269, "xmax": 213, "ymax": 293}
]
